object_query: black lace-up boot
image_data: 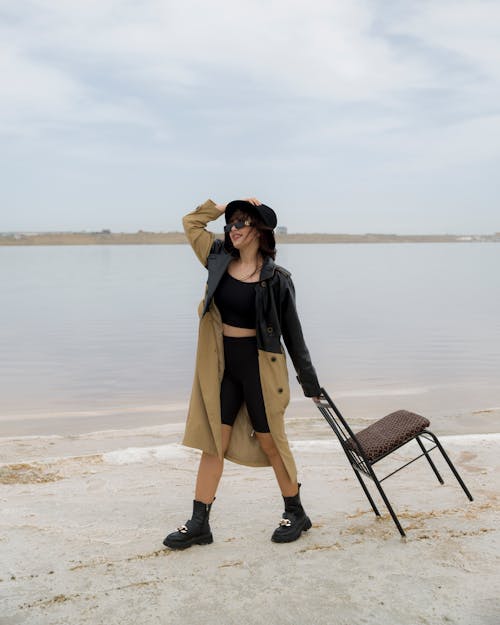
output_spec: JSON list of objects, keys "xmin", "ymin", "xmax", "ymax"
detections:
[
  {"xmin": 163, "ymin": 500, "xmax": 214, "ymax": 550},
  {"xmin": 271, "ymin": 484, "xmax": 312, "ymax": 543}
]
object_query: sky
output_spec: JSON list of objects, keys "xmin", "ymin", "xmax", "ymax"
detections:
[{"xmin": 1, "ymin": 0, "xmax": 499, "ymax": 234}]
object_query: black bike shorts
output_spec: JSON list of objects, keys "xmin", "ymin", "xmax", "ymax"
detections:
[{"xmin": 220, "ymin": 335, "xmax": 270, "ymax": 433}]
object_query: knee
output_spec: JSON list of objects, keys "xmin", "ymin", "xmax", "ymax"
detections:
[{"xmin": 200, "ymin": 451, "xmax": 224, "ymax": 469}]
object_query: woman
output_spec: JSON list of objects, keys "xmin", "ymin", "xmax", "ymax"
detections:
[{"xmin": 163, "ymin": 197, "xmax": 321, "ymax": 549}]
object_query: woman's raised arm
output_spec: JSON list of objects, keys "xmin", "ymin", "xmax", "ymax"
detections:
[{"xmin": 182, "ymin": 200, "xmax": 226, "ymax": 266}]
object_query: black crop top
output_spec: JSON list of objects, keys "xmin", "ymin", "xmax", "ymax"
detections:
[{"xmin": 214, "ymin": 271, "xmax": 257, "ymax": 328}]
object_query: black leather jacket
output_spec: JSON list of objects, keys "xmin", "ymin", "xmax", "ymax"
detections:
[{"xmin": 203, "ymin": 238, "xmax": 321, "ymax": 398}]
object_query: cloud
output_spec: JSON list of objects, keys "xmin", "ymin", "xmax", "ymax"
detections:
[
  {"xmin": 0, "ymin": 42, "xmax": 81, "ymax": 133},
  {"xmin": 400, "ymin": 0, "xmax": 500, "ymax": 81},
  {"xmin": 1, "ymin": 0, "xmax": 499, "ymax": 232},
  {"xmin": 3, "ymin": 0, "xmax": 490, "ymax": 135}
]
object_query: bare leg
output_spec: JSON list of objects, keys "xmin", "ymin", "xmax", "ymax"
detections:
[
  {"xmin": 255, "ymin": 432, "xmax": 298, "ymax": 497},
  {"xmin": 194, "ymin": 425, "xmax": 232, "ymax": 503}
]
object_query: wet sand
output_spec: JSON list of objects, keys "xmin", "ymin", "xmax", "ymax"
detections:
[{"xmin": 1, "ymin": 405, "xmax": 500, "ymax": 625}]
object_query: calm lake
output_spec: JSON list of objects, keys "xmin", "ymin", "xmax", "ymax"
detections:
[{"xmin": 1, "ymin": 243, "xmax": 499, "ymax": 435}]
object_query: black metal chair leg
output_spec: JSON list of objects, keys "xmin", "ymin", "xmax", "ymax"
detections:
[
  {"xmin": 316, "ymin": 390, "xmax": 474, "ymax": 537},
  {"xmin": 416, "ymin": 436, "xmax": 444, "ymax": 484},
  {"xmin": 368, "ymin": 468, "xmax": 406, "ymax": 537},
  {"xmin": 353, "ymin": 469, "xmax": 381, "ymax": 517},
  {"xmin": 426, "ymin": 432, "xmax": 474, "ymax": 501}
]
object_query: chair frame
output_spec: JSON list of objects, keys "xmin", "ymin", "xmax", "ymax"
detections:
[{"xmin": 316, "ymin": 387, "xmax": 474, "ymax": 537}]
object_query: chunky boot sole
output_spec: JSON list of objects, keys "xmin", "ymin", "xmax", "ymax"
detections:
[
  {"xmin": 271, "ymin": 516, "xmax": 312, "ymax": 543},
  {"xmin": 163, "ymin": 532, "xmax": 213, "ymax": 550}
]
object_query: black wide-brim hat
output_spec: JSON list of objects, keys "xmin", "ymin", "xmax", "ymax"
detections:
[{"xmin": 225, "ymin": 200, "xmax": 277, "ymax": 230}]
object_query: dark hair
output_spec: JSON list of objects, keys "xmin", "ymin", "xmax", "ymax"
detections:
[{"xmin": 224, "ymin": 209, "xmax": 276, "ymax": 260}]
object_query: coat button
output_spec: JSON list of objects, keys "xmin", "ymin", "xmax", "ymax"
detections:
[
  {"xmin": 278, "ymin": 388, "xmax": 283, "ymax": 393},
  {"xmin": 261, "ymin": 281, "xmax": 267, "ymax": 287},
  {"xmin": 267, "ymin": 326, "xmax": 273, "ymax": 334},
  {"xmin": 271, "ymin": 356, "xmax": 277, "ymax": 362}
]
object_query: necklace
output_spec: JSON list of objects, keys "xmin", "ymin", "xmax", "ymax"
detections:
[{"xmin": 234, "ymin": 260, "xmax": 263, "ymax": 281}]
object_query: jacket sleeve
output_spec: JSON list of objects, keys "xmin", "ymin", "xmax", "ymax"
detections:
[
  {"xmin": 280, "ymin": 275, "xmax": 321, "ymax": 398},
  {"xmin": 182, "ymin": 199, "xmax": 224, "ymax": 266}
]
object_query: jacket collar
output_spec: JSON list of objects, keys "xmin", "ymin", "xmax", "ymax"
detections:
[{"xmin": 260, "ymin": 256, "xmax": 276, "ymax": 281}]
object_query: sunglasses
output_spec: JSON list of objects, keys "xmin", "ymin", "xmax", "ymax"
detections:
[{"xmin": 223, "ymin": 219, "xmax": 254, "ymax": 233}]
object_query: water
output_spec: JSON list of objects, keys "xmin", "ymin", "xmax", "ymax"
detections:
[{"xmin": 1, "ymin": 243, "xmax": 499, "ymax": 434}]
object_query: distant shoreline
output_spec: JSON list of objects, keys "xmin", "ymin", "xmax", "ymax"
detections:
[{"xmin": 1, "ymin": 232, "xmax": 499, "ymax": 245}]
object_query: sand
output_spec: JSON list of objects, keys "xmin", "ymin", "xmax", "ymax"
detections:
[
  {"xmin": 1, "ymin": 414, "xmax": 499, "ymax": 625},
  {"xmin": 2, "ymin": 232, "xmax": 498, "ymax": 246}
]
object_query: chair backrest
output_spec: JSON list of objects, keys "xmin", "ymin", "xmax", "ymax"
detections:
[{"xmin": 318, "ymin": 388, "xmax": 372, "ymax": 473}]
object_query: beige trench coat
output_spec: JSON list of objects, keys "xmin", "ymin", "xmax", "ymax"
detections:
[{"xmin": 181, "ymin": 200, "xmax": 316, "ymax": 483}]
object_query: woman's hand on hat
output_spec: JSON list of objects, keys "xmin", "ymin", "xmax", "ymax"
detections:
[
  {"xmin": 242, "ymin": 197, "xmax": 262, "ymax": 206},
  {"xmin": 215, "ymin": 197, "xmax": 261, "ymax": 212}
]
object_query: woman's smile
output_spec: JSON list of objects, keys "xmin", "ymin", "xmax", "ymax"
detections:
[{"xmin": 230, "ymin": 229, "xmax": 248, "ymax": 245}]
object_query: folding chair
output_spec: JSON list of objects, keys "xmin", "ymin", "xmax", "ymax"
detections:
[{"xmin": 315, "ymin": 387, "xmax": 473, "ymax": 537}]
